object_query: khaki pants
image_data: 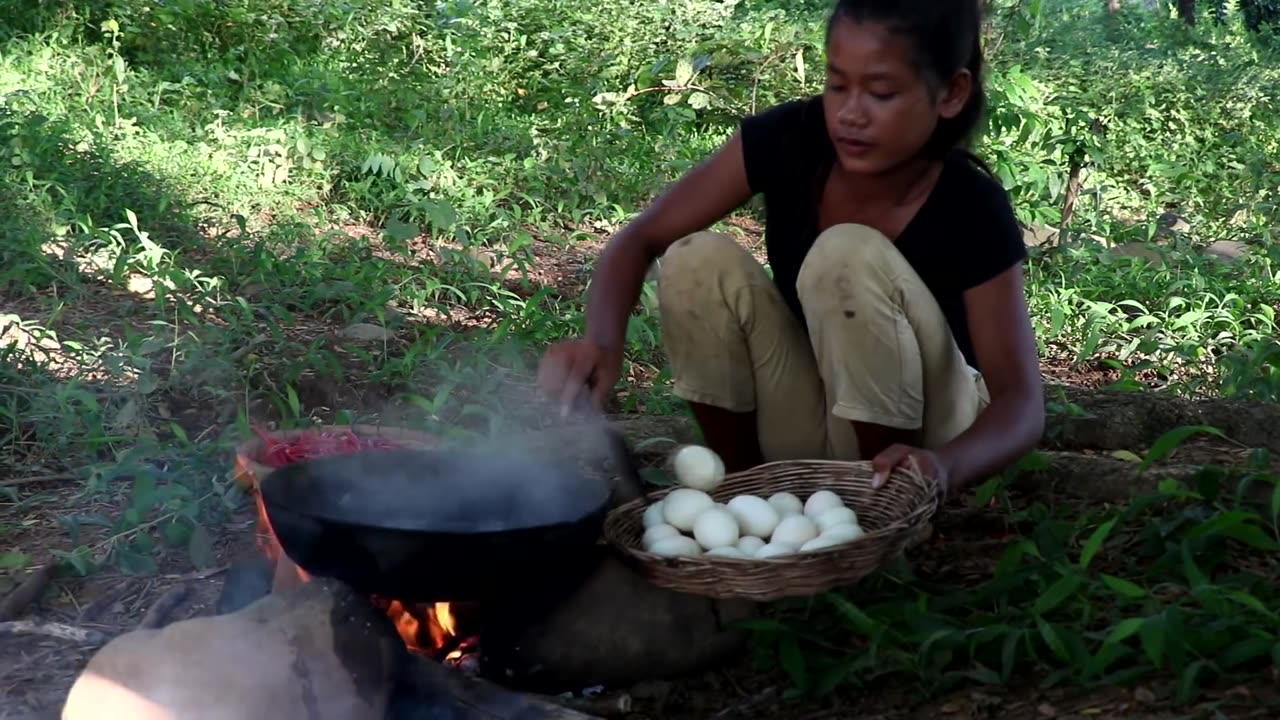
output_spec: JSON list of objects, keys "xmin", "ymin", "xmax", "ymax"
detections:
[{"xmin": 656, "ymin": 224, "xmax": 990, "ymax": 462}]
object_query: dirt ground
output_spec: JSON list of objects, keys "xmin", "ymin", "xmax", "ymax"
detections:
[
  {"xmin": 3, "ymin": 392, "xmax": 1280, "ymax": 719},
  {"xmin": 4, "ymin": 237, "xmax": 1280, "ymax": 719}
]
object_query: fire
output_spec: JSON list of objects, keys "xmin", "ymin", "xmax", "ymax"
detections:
[
  {"xmin": 253, "ymin": 490, "xmax": 464, "ymax": 660},
  {"xmin": 383, "ymin": 600, "xmax": 460, "ymax": 656}
]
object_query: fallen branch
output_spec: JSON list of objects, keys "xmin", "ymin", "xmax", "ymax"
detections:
[
  {"xmin": 0, "ymin": 472, "xmax": 77, "ymax": 487},
  {"xmin": 137, "ymin": 584, "xmax": 190, "ymax": 630},
  {"xmin": 0, "ymin": 564, "xmax": 58, "ymax": 621},
  {"xmin": 0, "ymin": 619, "xmax": 108, "ymax": 645}
]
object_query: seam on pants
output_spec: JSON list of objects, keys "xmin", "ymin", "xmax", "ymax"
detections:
[
  {"xmin": 671, "ymin": 382, "xmax": 756, "ymax": 413},
  {"xmin": 831, "ymin": 401, "xmax": 921, "ymax": 430}
]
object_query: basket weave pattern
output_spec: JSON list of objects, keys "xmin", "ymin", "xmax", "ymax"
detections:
[{"xmin": 604, "ymin": 459, "xmax": 938, "ymax": 601}]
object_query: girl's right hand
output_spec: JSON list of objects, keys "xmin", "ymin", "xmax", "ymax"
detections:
[{"xmin": 536, "ymin": 339, "xmax": 624, "ymax": 417}]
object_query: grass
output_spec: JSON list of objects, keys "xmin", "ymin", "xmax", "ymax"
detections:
[{"xmin": 1, "ymin": 0, "xmax": 1279, "ymax": 713}]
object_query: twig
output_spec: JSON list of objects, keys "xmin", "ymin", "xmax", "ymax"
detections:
[
  {"xmin": 0, "ymin": 473, "xmax": 77, "ymax": 487},
  {"xmin": 0, "ymin": 564, "xmax": 58, "ymax": 620},
  {"xmin": 711, "ymin": 686, "xmax": 778, "ymax": 719},
  {"xmin": 137, "ymin": 584, "xmax": 189, "ymax": 629},
  {"xmin": 0, "ymin": 619, "xmax": 108, "ymax": 645},
  {"xmin": 163, "ymin": 564, "xmax": 229, "ymax": 581}
]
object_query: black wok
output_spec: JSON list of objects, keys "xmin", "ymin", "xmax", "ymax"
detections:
[{"xmin": 257, "ymin": 432, "xmax": 643, "ymax": 603}]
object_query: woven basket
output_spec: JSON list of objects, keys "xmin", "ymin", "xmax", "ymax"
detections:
[
  {"xmin": 232, "ymin": 424, "xmax": 438, "ymax": 492},
  {"xmin": 603, "ymin": 459, "xmax": 939, "ymax": 601}
]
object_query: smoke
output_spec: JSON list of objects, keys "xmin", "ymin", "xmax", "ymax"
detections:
[{"xmin": 259, "ymin": 337, "xmax": 634, "ymax": 534}]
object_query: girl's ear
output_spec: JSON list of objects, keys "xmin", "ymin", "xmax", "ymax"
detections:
[{"xmin": 937, "ymin": 69, "xmax": 973, "ymax": 120}]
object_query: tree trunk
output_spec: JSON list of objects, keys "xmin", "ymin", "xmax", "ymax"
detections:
[{"xmin": 1177, "ymin": 0, "xmax": 1197, "ymax": 24}]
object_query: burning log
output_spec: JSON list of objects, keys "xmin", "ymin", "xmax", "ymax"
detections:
[{"xmin": 65, "ymin": 577, "xmax": 605, "ymax": 720}]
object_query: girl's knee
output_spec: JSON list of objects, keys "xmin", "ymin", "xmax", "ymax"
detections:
[{"xmin": 796, "ymin": 224, "xmax": 900, "ymax": 307}]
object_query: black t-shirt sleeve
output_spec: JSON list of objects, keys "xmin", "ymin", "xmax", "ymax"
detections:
[
  {"xmin": 739, "ymin": 98, "xmax": 819, "ymax": 196},
  {"xmin": 956, "ymin": 171, "xmax": 1028, "ymax": 289}
]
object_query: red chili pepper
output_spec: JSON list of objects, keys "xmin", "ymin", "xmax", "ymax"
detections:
[{"xmin": 252, "ymin": 426, "xmax": 403, "ymax": 468}]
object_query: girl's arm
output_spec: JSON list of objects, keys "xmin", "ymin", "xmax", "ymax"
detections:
[
  {"xmin": 584, "ymin": 132, "xmax": 754, "ymax": 355},
  {"xmin": 935, "ymin": 263, "xmax": 1045, "ymax": 489}
]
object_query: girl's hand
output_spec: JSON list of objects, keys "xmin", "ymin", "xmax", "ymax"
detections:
[
  {"xmin": 536, "ymin": 339, "xmax": 624, "ymax": 418},
  {"xmin": 871, "ymin": 444, "xmax": 951, "ymax": 498}
]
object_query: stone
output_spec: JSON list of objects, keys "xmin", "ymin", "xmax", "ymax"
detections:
[{"xmin": 63, "ymin": 579, "xmax": 399, "ymax": 720}]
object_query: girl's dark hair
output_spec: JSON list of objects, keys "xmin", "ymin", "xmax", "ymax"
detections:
[{"xmin": 826, "ymin": 0, "xmax": 986, "ymax": 162}]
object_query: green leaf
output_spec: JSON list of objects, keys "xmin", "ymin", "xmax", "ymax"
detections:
[
  {"xmin": 687, "ymin": 91, "xmax": 711, "ymax": 110},
  {"xmin": 1101, "ymin": 574, "xmax": 1148, "ymax": 599},
  {"xmin": 1139, "ymin": 615, "xmax": 1166, "ymax": 668},
  {"xmin": 0, "ymin": 552, "xmax": 31, "ymax": 570},
  {"xmin": 1102, "ymin": 617, "xmax": 1145, "ymax": 645},
  {"xmin": 1000, "ymin": 630, "xmax": 1021, "ymax": 682},
  {"xmin": 1175, "ymin": 659, "xmax": 1207, "ymax": 704},
  {"xmin": 1032, "ymin": 572, "xmax": 1083, "ymax": 616},
  {"xmin": 384, "ymin": 217, "xmax": 420, "ymax": 243},
  {"xmin": 1036, "ymin": 618, "xmax": 1071, "ymax": 662},
  {"xmin": 188, "ymin": 523, "xmax": 214, "ymax": 569},
  {"xmin": 114, "ymin": 547, "xmax": 157, "ymax": 575},
  {"xmin": 1181, "ymin": 544, "xmax": 1209, "ymax": 590},
  {"xmin": 1079, "ymin": 517, "xmax": 1116, "ymax": 569},
  {"xmin": 1270, "ymin": 481, "xmax": 1279, "ymax": 531},
  {"xmin": 1140, "ymin": 425, "xmax": 1227, "ymax": 471},
  {"xmin": 674, "ymin": 56, "xmax": 694, "ymax": 85},
  {"xmin": 1217, "ymin": 637, "xmax": 1273, "ymax": 669},
  {"xmin": 825, "ymin": 593, "xmax": 878, "ymax": 635},
  {"xmin": 162, "ymin": 518, "xmax": 192, "ymax": 547},
  {"xmin": 778, "ymin": 635, "xmax": 808, "ymax": 691}
]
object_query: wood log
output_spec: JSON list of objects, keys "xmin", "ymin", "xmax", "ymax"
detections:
[
  {"xmin": 483, "ymin": 550, "xmax": 756, "ymax": 694},
  {"xmin": 0, "ymin": 619, "xmax": 107, "ymax": 644},
  {"xmin": 388, "ymin": 652, "xmax": 601, "ymax": 719},
  {"xmin": 137, "ymin": 584, "xmax": 190, "ymax": 630},
  {"xmin": 0, "ymin": 562, "xmax": 57, "ymax": 620}
]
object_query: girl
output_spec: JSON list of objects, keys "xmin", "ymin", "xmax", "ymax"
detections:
[{"xmin": 537, "ymin": 0, "xmax": 1044, "ymax": 497}]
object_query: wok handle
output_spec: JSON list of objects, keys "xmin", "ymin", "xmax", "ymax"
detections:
[
  {"xmin": 582, "ymin": 372, "xmax": 653, "ymax": 505},
  {"xmin": 604, "ymin": 425, "xmax": 653, "ymax": 506}
]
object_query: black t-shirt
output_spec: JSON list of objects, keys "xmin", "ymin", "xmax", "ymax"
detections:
[{"xmin": 739, "ymin": 96, "xmax": 1027, "ymax": 372}]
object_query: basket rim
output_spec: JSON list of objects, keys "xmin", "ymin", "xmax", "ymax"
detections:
[{"xmin": 605, "ymin": 457, "xmax": 938, "ymax": 554}]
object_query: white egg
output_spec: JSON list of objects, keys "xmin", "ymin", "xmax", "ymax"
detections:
[
  {"xmin": 804, "ymin": 490, "xmax": 844, "ymax": 519},
  {"xmin": 692, "ymin": 506, "xmax": 740, "ymax": 550},
  {"xmin": 814, "ymin": 506, "xmax": 859, "ymax": 532},
  {"xmin": 642, "ymin": 501, "xmax": 667, "ymax": 529},
  {"xmin": 800, "ymin": 535, "xmax": 847, "ymax": 552},
  {"xmin": 726, "ymin": 495, "xmax": 781, "ymax": 538},
  {"xmin": 771, "ymin": 514, "xmax": 819, "ymax": 547},
  {"xmin": 647, "ymin": 535, "xmax": 703, "ymax": 558},
  {"xmin": 705, "ymin": 546, "xmax": 747, "ymax": 559},
  {"xmin": 819, "ymin": 522, "xmax": 867, "ymax": 544},
  {"xmin": 754, "ymin": 542, "xmax": 796, "ymax": 559},
  {"xmin": 736, "ymin": 536, "xmax": 766, "ymax": 556},
  {"xmin": 767, "ymin": 492, "xmax": 804, "ymax": 517},
  {"xmin": 641, "ymin": 523, "xmax": 680, "ymax": 549},
  {"xmin": 671, "ymin": 444, "xmax": 726, "ymax": 491},
  {"xmin": 662, "ymin": 488, "xmax": 715, "ymax": 532}
]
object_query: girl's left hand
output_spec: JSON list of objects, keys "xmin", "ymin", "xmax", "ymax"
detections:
[{"xmin": 871, "ymin": 444, "xmax": 950, "ymax": 498}]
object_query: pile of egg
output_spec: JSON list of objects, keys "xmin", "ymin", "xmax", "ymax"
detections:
[{"xmin": 639, "ymin": 445, "xmax": 867, "ymax": 559}]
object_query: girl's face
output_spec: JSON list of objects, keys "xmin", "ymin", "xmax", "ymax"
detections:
[{"xmin": 822, "ymin": 18, "xmax": 971, "ymax": 176}]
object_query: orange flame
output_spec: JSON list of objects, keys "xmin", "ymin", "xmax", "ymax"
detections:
[{"xmin": 255, "ymin": 490, "xmax": 459, "ymax": 656}]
